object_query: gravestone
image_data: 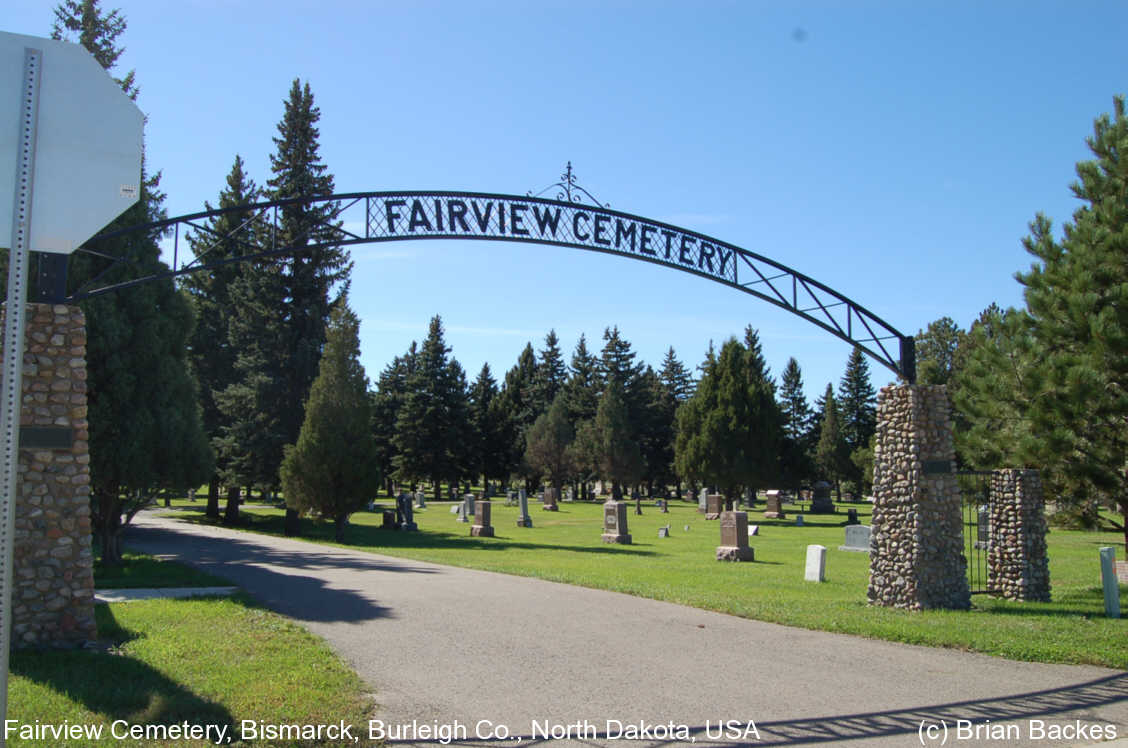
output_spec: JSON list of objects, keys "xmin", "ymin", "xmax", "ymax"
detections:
[
  {"xmin": 839, "ymin": 524, "xmax": 871, "ymax": 553},
  {"xmin": 810, "ymin": 481, "xmax": 835, "ymax": 514},
  {"xmin": 382, "ymin": 510, "xmax": 396, "ymax": 529},
  {"xmin": 449, "ymin": 504, "xmax": 460, "ymax": 514},
  {"xmin": 763, "ymin": 492, "xmax": 786, "ymax": 519},
  {"xmin": 705, "ymin": 494, "xmax": 724, "ymax": 520},
  {"xmin": 716, "ymin": 511, "xmax": 755, "ymax": 562},
  {"xmin": 656, "ymin": 498, "xmax": 669, "ymax": 513},
  {"xmin": 845, "ymin": 508, "xmax": 860, "ymax": 525},
  {"xmin": 464, "ymin": 493, "xmax": 476, "ymax": 517},
  {"xmin": 516, "ymin": 488, "xmax": 533, "ymax": 527},
  {"xmin": 415, "ymin": 491, "xmax": 426, "ymax": 509},
  {"xmin": 601, "ymin": 501, "xmax": 632, "ymax": 544},
  {"xmin": 504, "ymin": 490, "xmax": 516, "ymax": 506},
  {"xmin": 658, "ymin": 525, "xmax": 670, "ymax": 539},
  {"xmin": 743, "ymin": 487, "xmax": 754, "ymax": 507},
  {"xmin": 805, "ymin": 545, "xmax": 827, "ymax": 582},
  {"xmin": 976, "ymin": 505, "xmax": 990, "ymax": 549},
  {"xmin": 456, "ymin": 500, "xmax": 469, "ymax": 523},
  {"xmin": 448, "ymin": 484, "xmax": 457, "ymax": 500},
  {"xmin": 471, "ymin": 500, "xmax": 495, "ymax": 537},
  {"xmin": 748, "ymin": 524, "xmax": 759, "ymax": 536},
  {"xmin": 795, "ymin": 515, "xmax": 805, "ymax": 527},
  {"xmin": 543, "ymin": 486, "xmax": 559, "ymax": 511},
  {"xmin": 698, "ymin": 488, "xmax": 708, "ymax": 513},
  {"xmin": 397, "ymin": 493, "xmax": 417, "ymax": 531},
  {"xmin": 565, "ymin": 486, "xmax": 574, "ymax": 502}
]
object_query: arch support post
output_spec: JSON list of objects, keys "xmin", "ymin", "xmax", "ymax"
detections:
[{"xmin": 867, "ymin": 384, "xmax": 970, "ymax": 610}]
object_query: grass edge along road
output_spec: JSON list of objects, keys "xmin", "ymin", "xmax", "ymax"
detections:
[
  {"xmin": 170, "ymin": 496, "xmax": 1126, "ymax": 670},
  {"xmin": 8, "ymin": 554, "xmax": 373, "ymax": 748}
]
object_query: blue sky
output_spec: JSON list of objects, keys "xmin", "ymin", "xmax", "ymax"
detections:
[{"xmin": 6, "ymin": 1, "xmax": 1126, "ymax": 401}]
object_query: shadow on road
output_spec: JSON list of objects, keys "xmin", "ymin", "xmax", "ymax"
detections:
[{"xmin": 391, "ymin": 672, "xmax": 1128, "ymax": 746}]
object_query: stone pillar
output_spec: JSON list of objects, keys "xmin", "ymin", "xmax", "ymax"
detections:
[
  {"xmin": 716, "ymin": 511, "xmax": 754, "ymax": 561},
  {"xmin": 601, "ymin": 500, "xmax": 631, "ymax": 544},
  {"xmin": 988, "ymin": 469, "xmax": 1050, "ymax": 602},
  {"xmin": 471, "ymin": 500, "xmax": 494, "ymax": 538},
  {"xmin": 7, "ymin": 304, "xmax": 96, "ymax": 647},
  {"xmin": 867, "ymin": 385, "xmax": 970, "ymax": 610}
]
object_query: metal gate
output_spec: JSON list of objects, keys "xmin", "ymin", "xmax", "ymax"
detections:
[{"xmin": 957, "ymin": 471, "xmax": 992, "ymax": 594}]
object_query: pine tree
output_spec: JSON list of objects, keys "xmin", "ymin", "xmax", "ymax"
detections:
[
  {"xmin": 590, "ymin": 378, "xmax": 643, "ymax": 500},
  {"xmin": 562, "ymin": 334, "xmax": 601, "ymax": 425},
  {"xmin": 496, "ymin": 343, "xmax": 539, "ymax": 486},
  {"xmin": 531, "ymin": 329, "xmax": 567, "ymax": 416},
  {"xmin": 280, "ymin": 298, "xmax": 379, "ymax": 542},
  {"xmin": 658, "ymin": 347, "xmax": 695, "ymax": 401},
  {"xmin": 468, "ymin": 363, "xmax": 499, "ymax": 488},
  {"xmin": 815, "ymin": 384, "xmax": 850, "ymax": 499},
  {"xmin": 52, "ymin": 1, "xmax": 211, "ymax": 563},
  {"xmin": 1008, "ymin": 96, "xmax": 1128, "ymax": 548},
  {"xmin": 182, "ymin": 155, "xmax": 260, "ymax": 518},
  {"xmin": 675, "ymin": 338, "xmax": 779, "ymax": 509},
  {"xmin": 524, "ymin": 394, "xmax": 575, "ymax": 493},
  {"xmin": 837, "ymin": 348, "xmax": 877, "ymax": 490},
  {"xmin": 778, "ymin": 357, "xmax": 815, "ymax": 495},
  {"xmin": 371, "ymin": 343, "xmax": 417, "ymax": 495},
  {"xmin": 393, "ymin": 316, "xmax": 470, "ymax": 500},
  {"xmin": 914, "ymin": 316, "xmax": 966, "ymax": 386}
]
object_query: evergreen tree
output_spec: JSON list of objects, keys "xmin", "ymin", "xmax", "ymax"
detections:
[
  {"xmin": 815, "ymin": 384, "xmax": 850, "ymax": 499},
  {"xmin": 496, "ymin": 343, "xmax": 539, "ymax": 485},
  {"xmin": 393, "ymin": 316, "xmax": 470, "ymax": 500},
  {"xmin": 531, "ymin": 329, "xmax": 567, "ymax": 416},
  {"xmin": 590, "ymin": 378, "xmax": 643, "ymax": 500},
  {"xmin": 658, "ymin": 347, "xmax": 695, "ymax": 401},
  {"xmin": 777, "ymin": 357, "xmax": 815, "ymax": 495},
  {"xmin": 524, "ymin": 394, "xmax": 575, "ymax": 493},
  {"xmin": 52, "ymin": 1, "xmax": 211, "ymax": 562},
  {"xmin": 637, "ymin": 365, "xmax": 677, "ymax": 496},
  {"xmin": 837, "ymin": 348, "xmax": 877, "ymax": 489},
  {"xmin": 370, "ymin": 343, "xmax": 417, "ymax": 495},
  {"xmin": 182, "ymin": 155, "xmax": 260, "ymax": 519},
  {"xmin": 675, "ymin": 338, "xmax": 779, "ymax": 509},
  {"xmin": 914, "ymin": 316, "xmax": 966, "ymax": 386},
  {"xmin": 468, "ymin": 363, "xmax": 501, "ymax": 488},
  {"xmin": 562, "ymin": 334, "xmax": 601, "ymax": 425},
  {"xmin": 280, "ymin": 298, "xmax": 379, "ymax": 542},
  {"xmin": 1007, "ymin": 96, "xmax": 1128, "ymax": 548}
]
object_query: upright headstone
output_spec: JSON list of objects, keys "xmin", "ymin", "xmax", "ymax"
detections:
[
  {"xmin": 716, "ymin": 511, "xmax": 755, "ymax": 562},
  {"xmin": 1100, "ymin": 547, "xmax": 1120, "ymax": 619},
  {"xmin": 742, "ymin": 487, "xmax": 754, "ymax": 507},
  {"xmin": 976, "ymin": 505, "xmax": 990, "ymax": 549},
  {"xmin": 564, "ymin": 486, "xmax": 574, "ymax": 502},
  {"xmin": 381, "ymin": 509, "xmax": 396, "ymax": 529},
  {"xmin": 601, "ymin": 501, "xmax": 632, "ymax": 544},
  {"xmin": 658, "ymin": 525, "xmax": 670, "ymax": 539},
  {"xmin": 845, "ymin": 508, "xmax": 860, "ymax": 526},
  {"xmin": 805, "ymin": 545, "xmax": 827, "ymax": 582},
  {"xmin": 471, "ymin": 500, "xmax": 495, "ymax": 537},
  {"xmin": 415, "ymin": 491, "xmax": 426, "ymax": 509},
  {"xmin": 763, "ymin": 492, "xmax": 786, "ymax": 519},
  {"xmin": 868, "ymin": 385, "xmax": 970, "ymax": 610},
  {"xmin": 456, "ymin": 500, "xmax": 469, "ymax": 523},
  {"xmin": 397, "ymin": 493, "xmax": 417, "ymax": 531},
  {"xmin": 516, "ymin": 488, "xmax": 533, "ymax": 527},
  {"xmin": 795, "ymin": 515, "xmax": 805, "ymax": 527},
  {"xmin": 810, "ymin": 481, "xmax": 835, "ymax": 514},
  {"xmin": 543, "ymin": 486, "xmax": 559, "ymax": 511},
  {"xmin": 839, "ymin": 524, "xmax": 872, "ymax": 553},
  {"xmin": 698, "ymin": 488, "xmax": 708, "ymax": 513},
  {"xmin": 705, "ymin": 494, "xmax": 724, "ymax": 520},
  {"xmin": 464, "ymin": 493, "xmax": 476, "ymax": 517},
  {"xmin": 657, "ymin": 498, "xmax": 669, "ymax": 513}
]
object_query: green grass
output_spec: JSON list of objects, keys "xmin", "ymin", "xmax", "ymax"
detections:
[
  {"xmin": 11, "ymin": 558, "xmax": 372, "ymax": 747},
  {"xmin": 94, "ymin": 551, "xmax": 233, "ymax": 589},
  {"xmin": 169, "ymin": 496, "xmax": 1127, "ymax": 669}
]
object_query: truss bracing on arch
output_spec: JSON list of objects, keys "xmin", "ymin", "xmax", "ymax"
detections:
[{"xmin": 45, "ymin": 190, "xmax": 916, "ymax": 382}]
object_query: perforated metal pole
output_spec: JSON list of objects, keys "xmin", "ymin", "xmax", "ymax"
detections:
[{"xmin": 1, "ymin": 46, "xmax": 42, "ymax": 729}]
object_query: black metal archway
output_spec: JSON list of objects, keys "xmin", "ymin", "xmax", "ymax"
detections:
[{"xmin": 38, "ymin": 184, "xmax": 916, "ymax": 382}]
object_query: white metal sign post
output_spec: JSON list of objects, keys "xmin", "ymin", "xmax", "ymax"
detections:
[{"xmin": 0, "ymin": 30, "xmax": 142, "ymax": 730}]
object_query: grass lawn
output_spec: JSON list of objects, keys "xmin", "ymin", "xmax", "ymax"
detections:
[
  {"xmin": 9, "ymin": 555, "xmax": 372, "ymax": 747},
  {"xmin": 169, "ymin": 495, "xmax": 1127, "ymax": 669}
]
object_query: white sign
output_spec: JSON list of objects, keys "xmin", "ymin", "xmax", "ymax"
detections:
[{"xmin": 0, "ymin": 31, "xmax": 143, "ymax": 253}]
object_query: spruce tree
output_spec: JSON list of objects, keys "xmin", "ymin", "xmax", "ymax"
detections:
[
  {"xmin": 658, "ymin": 347, "xmax": 695, "ymax": 401},
  {"xmin": 182, "ymin": 155, "xmax": 260, "ymax": 519},
  {"xmin": 496, "ymin": 343, "xmax": 539, "ymax": 486},
  {"xmin": 531, "ymin": 329, "xmax": 567, "ymax": 416},
  {"xmin": 636, "ymin": 365, "xmax": 676, "ymax": 495},
  {"xmin": 52, "ymin": 1, "xmax": 211, "ymax": 562},
  {"xmin": 524, "ymin": 394, "xmax": 575, "ymax": 494},
  {"xmin": 591, "ymin": 378, "xmax": 643, "ymax": 500},
  {"xmin": 280, "ymin": 298, "xmax": 379, "ymax": 542},
  {"xmin": 837, "ymin": 348, "xmax": 877, "ymax": 490},
  {"xmin": 562, "ymin": 334, "xmax": 601, "ymax": 425},
  {"xmin": 815, "ymin": 384, "xmax": 850, "ymax": 500},
  {"xmin": 778, "ymin": 357, "xmax": 815, "ymax": 495},
  {"xmin": 370, "ymin": 343, "xmax": 417, "ymax": 495}
]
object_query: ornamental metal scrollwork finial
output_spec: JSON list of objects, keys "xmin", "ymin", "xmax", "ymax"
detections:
[{"xmin": 528, "ymin": 161, "xmax": 609, "ymax": 208}]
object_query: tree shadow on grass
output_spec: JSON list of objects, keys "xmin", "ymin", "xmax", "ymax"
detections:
[
  {"xmin": 972, "ymin": 586, "xmax": 1124, "ymax": 619},
  {"xmin": 174, "ymin": 511, "xmax": 659, "ymax": 558},
  {"xmin": 9, "ymin": 605, "xmax": 236, "ymax": 737}
]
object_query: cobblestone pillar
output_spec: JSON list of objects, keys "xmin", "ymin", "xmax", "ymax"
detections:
[
  {"xmin": 988, "ymin": 469, "xmax": 1050, "ymax": 602},
  {"xmin": 868, "ymin": 384, "xmax": 970, "ymax": 610},
  {"xmin": 5, "ymin": 303, "xmax": 95, "ymax": 647}
]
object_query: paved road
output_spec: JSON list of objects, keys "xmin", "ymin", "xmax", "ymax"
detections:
[{"xmin": 123, "ymin": 512, "xmax": 1128, "ymax": 747}]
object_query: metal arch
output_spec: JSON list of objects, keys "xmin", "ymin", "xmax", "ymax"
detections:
[{"xmin": 54, "ymin": 190, "xmax": 917, "ymax": 382}]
